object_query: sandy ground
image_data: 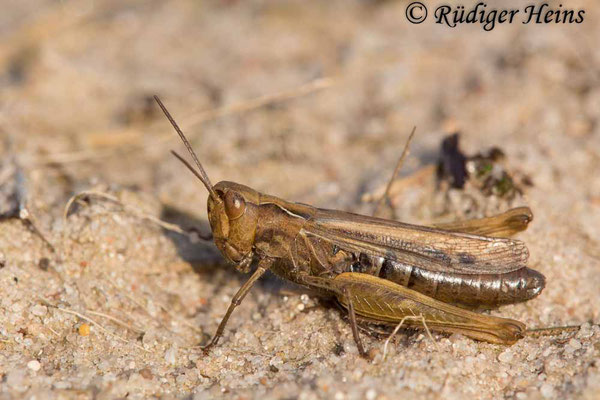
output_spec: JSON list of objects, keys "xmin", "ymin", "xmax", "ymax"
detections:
[{"xmin": 1, "ymin": 0, "xmax": 599, "ymax": 399}]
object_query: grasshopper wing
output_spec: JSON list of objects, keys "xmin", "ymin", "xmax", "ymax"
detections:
[
  {"xmin": 303, "ymin": 208, "xmax": 529, "ymax": 275},
  {"xmin": 432, "ymin": 207, "xmax": 533, "ymax": 238}
]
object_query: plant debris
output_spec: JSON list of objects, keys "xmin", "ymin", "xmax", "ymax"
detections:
[{"xmin": 437, "ymin": 133, "xmax": 533, "ymax": 199}]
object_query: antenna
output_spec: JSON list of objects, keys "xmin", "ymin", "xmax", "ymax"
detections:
[{"xmin": 154, "ymin": 95, "xmax": 220, "ymax": 202}]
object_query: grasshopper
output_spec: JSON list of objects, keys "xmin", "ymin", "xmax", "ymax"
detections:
[{"xmin": 154, "ymin": 96, "xmax": 546, "ymax": 357}]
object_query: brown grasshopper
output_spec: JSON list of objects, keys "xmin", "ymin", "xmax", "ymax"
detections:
[{"xmin": 154, "ymin": 96, "xmax": 546, "ymax": 357}]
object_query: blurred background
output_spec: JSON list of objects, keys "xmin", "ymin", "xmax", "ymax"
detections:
[
  {"xmin": 1, "ymin": 1, "xmax": 599, "ymax": 399},
  {"xmin": 3, "ymin": 0, "xmax": 597, "ymax": 220}
]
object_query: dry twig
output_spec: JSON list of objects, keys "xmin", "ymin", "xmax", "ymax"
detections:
[
  {"xmin": 64, "ymin": 190, "xmax": 189, "ymax": 237},
  {"xmin": 39, "ymin": 297, "xmax": 151, "ymax": 353},
  {"xmin": 34, "ymin": 77, "xmax": 336, "ymax": 167}
]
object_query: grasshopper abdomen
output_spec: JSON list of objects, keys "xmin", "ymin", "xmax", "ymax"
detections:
[{"xmin": 377, "ymin": 259, "xmax": 545, "ymax": 308}]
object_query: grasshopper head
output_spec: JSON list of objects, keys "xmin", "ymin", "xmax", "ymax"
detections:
[
  {"xmin": 155, "ymin": 96, "xmax": 259, "ymax": 273},
  {"xmin": 207, "ymin": 181, "xmax": 260, "ymax": 272}
]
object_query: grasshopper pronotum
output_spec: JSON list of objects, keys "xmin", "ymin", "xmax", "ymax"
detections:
[{"xmin": 154, "ymin": 96, "xmax": 546, "ymax": 357}]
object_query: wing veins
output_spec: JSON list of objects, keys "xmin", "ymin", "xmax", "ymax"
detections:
[{"xmin": 303, "ymin": 209, "xmax": 528, "ymax": 275}]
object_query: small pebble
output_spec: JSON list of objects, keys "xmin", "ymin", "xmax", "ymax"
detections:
[
  {"xmin": 576, "ymin": 323, "xmax": 594, "ymax": 338},
  {"xmin": 498, "ymin": 350, "xmax": 514, "ymax": 363},
  {"xmin": 542, "ymin": 347, "xmax": 553, "ymax": 357},
  {"xmin": 78, "ymin": 323, "xmax": 90, "ymax": 336},
  {"xmin": 567, "ymin": 338, "xmax": 582, "ymax": 350},
  {"xmin": 38, "ymin": 258, "xmax": 50, "ymax": 270},
  {"xmin": 526, "ymin": 348, "xmax": 539, "ymax": 361},
  {"xmin": 464, "ymin": 356, "xmax": 476, "ymax": 366},
  {"xmin": 165, "ymin": 346, "xmax": 177, "ymax": 365},
  {"xmin": 540, "ymin": 383, "xmax": 554, "ymax": 398},
  {"xmin": 54, "ymin": 381, "xmax": 71, "ymax": 390},
  {"xmin": 365, "ymin": 388, "xmax": 377, "ymax": 400},
  {"xmin": 139, "ymin": 368, "xmax": 153, "ymax": 380},
  {"xmin": 367, "ymin": 347, "xmax": 380, "ymax": 362},
  {"xmin": 27, "ymin": 360, "xmax": 41, "ymax": 372},
  {"xmin": 65, "ymin": 333, "xmax": 78, "ymax": 343},
  {"xmin": 31, "ymin": 305, "xmax": 47, "ymax": 317}
]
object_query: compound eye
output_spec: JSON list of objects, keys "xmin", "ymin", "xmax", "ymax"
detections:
[{"xmin": 224, "ymin": 191, "xmax": 246, "ymax": 220}]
